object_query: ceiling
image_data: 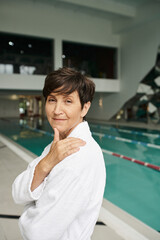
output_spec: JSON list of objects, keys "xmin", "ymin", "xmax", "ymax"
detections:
[
  {"xmin": 40, "ymin": 0, "xmax": 159, "ymax": 21},
  {"xmin": 32, "ymin": 0, "xmax": 160, "ymax": 33}
]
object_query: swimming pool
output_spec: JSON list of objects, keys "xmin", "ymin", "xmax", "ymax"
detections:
[{"xmin": 0, "ymin": 118, "xmax": 160, "ymax": 231}]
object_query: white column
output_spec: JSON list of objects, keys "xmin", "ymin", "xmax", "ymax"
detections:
[{"xmin": 54, "ymin": 37, "xmax": 62, "ymax": 70}]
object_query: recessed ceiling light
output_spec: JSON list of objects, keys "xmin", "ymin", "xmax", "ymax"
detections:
[{"xmin": 8, "ymin": 41, "xmax": 14, "ymax": 46}]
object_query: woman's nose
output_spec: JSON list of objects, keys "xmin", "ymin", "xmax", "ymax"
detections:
[{"xmin": 54, "ymin": 102, "xmax": 62, "ymax": 114}]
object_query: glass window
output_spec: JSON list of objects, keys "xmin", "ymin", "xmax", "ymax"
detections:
[
  {"xmin": 0, "ymin": 64, "xmax": 13, "ymax": 74},
  {"xmin": 63, "ymin": 41, "xmax": 118, "ymax": 79},
  {"xmin": 0, "ymin": 32, "xmax": 54, "ymax": 75}
]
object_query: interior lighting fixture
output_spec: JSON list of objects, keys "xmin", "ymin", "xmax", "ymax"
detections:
[
  {"xmin": 20, "ymin": 50, "xmax": 24, "ymax": 54},
  {"xmin": 28, "ymin": 44, "xmax": 32, "ymax": 48},
  {"xmin": 26, "ymin": 101, "xmax": 30, "ymax": 106},
  {"xmin": 62, "ymin": 55, "xmax": 66, "ymax": 58},
  {"xmin": 10, "ymin": 94, "xmax": 18, "ymax": 100},
  {"xmin": 116, "ymin": 114, "xmax": 121, "ymax": 120},
  {"xmin": 99, "ymin": 98, "xmax": 103, "ymax": 108},
  {"xmin": 8, "ymin": 41, "xmax": 14, "ymax": 46}
]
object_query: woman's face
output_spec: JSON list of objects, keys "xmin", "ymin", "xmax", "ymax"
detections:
[{"xmin": 45, "ymin": 90, "xmax": 90, "ymax": 139}]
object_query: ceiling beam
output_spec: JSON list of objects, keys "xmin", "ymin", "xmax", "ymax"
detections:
[
  {"xmin": 59, "ymin": 0, "xmax": 136, "ymax": 18},
  {"xmin": 112, "ymin": 1, "xmax": 160, "ymax": 33}
]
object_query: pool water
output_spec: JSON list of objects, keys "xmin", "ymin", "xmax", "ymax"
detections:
[{"xmin": 0, "ymin": 118, "xmax": 160, "ymax": 231}]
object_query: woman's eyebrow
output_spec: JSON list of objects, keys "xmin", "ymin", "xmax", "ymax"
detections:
[
  {"xmin": 48, "ymin": 93, "xmax": 73, "ymax": 99},
  {"xmin": 63, "ymin": 94, "xmax": 74, "ymax": 99},
  {"xmin": 48, "ymin": 93, "xmax": 56, "ymax": 97}
]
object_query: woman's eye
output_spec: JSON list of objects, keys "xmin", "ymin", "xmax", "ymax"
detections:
[
  {"xmin": 66, "ymin": 99, "xmax": 72, "ymax": 104},
  {"xmin": 48, "ymin": 98, "xmax": 56, "ymax": 102}
]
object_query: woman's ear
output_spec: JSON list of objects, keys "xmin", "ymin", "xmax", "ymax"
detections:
[{"xmin": 81, "ymin": 101, "xmax": 91, "ymax": 118}]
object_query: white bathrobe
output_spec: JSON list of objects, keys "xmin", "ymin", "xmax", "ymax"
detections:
[{"xmin": 12, "ymin": 121, "xmax": 106, "ymax": 240}]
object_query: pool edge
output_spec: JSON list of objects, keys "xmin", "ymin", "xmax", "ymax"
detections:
[
  {"xmin": 100, "ymin": 199, "xmax": 160, "ymax": 240},
  {"xmin": 0, "ymin": 133, "xmax": 37, "ymax": 163}
]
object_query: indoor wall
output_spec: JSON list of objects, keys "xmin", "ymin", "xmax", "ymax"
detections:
[{"xmin": 88, "ymin": 2, "xmax": 160, "ymax": 120}]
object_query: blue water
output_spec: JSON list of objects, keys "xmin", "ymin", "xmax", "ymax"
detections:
[{"xmin": 0, "ymin": 118, "xmax": 160, "ymax": 231}]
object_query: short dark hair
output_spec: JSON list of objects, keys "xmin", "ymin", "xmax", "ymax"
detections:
[{"xmin": 43, "ymin": 67, "xmax": 95, "ymax": 108}]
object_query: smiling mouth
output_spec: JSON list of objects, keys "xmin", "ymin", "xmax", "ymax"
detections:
[{"xmin": 53, "ymin": 118, "xmax": 67, "ymax": 121}]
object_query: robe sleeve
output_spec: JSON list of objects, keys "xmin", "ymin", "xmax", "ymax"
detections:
[{"xmin": 12, "ymin": 143, "xmax": 51, "ymax": 205}]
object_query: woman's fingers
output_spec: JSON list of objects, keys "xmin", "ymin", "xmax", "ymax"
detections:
[
  {"xmin": 53, "ymin": 128, "xmax": 60, "ymax": 143},
  {"xmin": 61, "ymin": 138, "xmax": 86, "ymax": 158},
  {"xmin": 59, "ymin": 138, "xmax": 86, "ymax": 152},
  {"xmin": 52, "ymin": 137, "xmax": 86, "ymax": 161},
  {"xmin": 63, "ymin": 147, "xmax": 80, "ymax": 158}
]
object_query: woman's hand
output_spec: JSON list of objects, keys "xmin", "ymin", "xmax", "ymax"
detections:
[
  {"xmin": 48, "ymin": 128, "xmax": 86, "ymax": 168},
  {"xmin": 31, "ymin": 128, "xmax": 86, "ymax": 191}
]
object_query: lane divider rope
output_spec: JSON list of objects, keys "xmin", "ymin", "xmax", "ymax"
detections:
[
  {"xmin": 92, "ymin": 132, "xmax": 160, "ymax": 150},
  {"xmin": 90, "ymin": 123, "xmax": 160, "ymax": 138},
  {"xmin": 102, "ymin": 149, "xmax": 160, "ymax": 172}
]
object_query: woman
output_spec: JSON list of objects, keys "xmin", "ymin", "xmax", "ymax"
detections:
[{"xmin": 12, "ymin": 67, "xmax": 106, "ymax": 240}]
